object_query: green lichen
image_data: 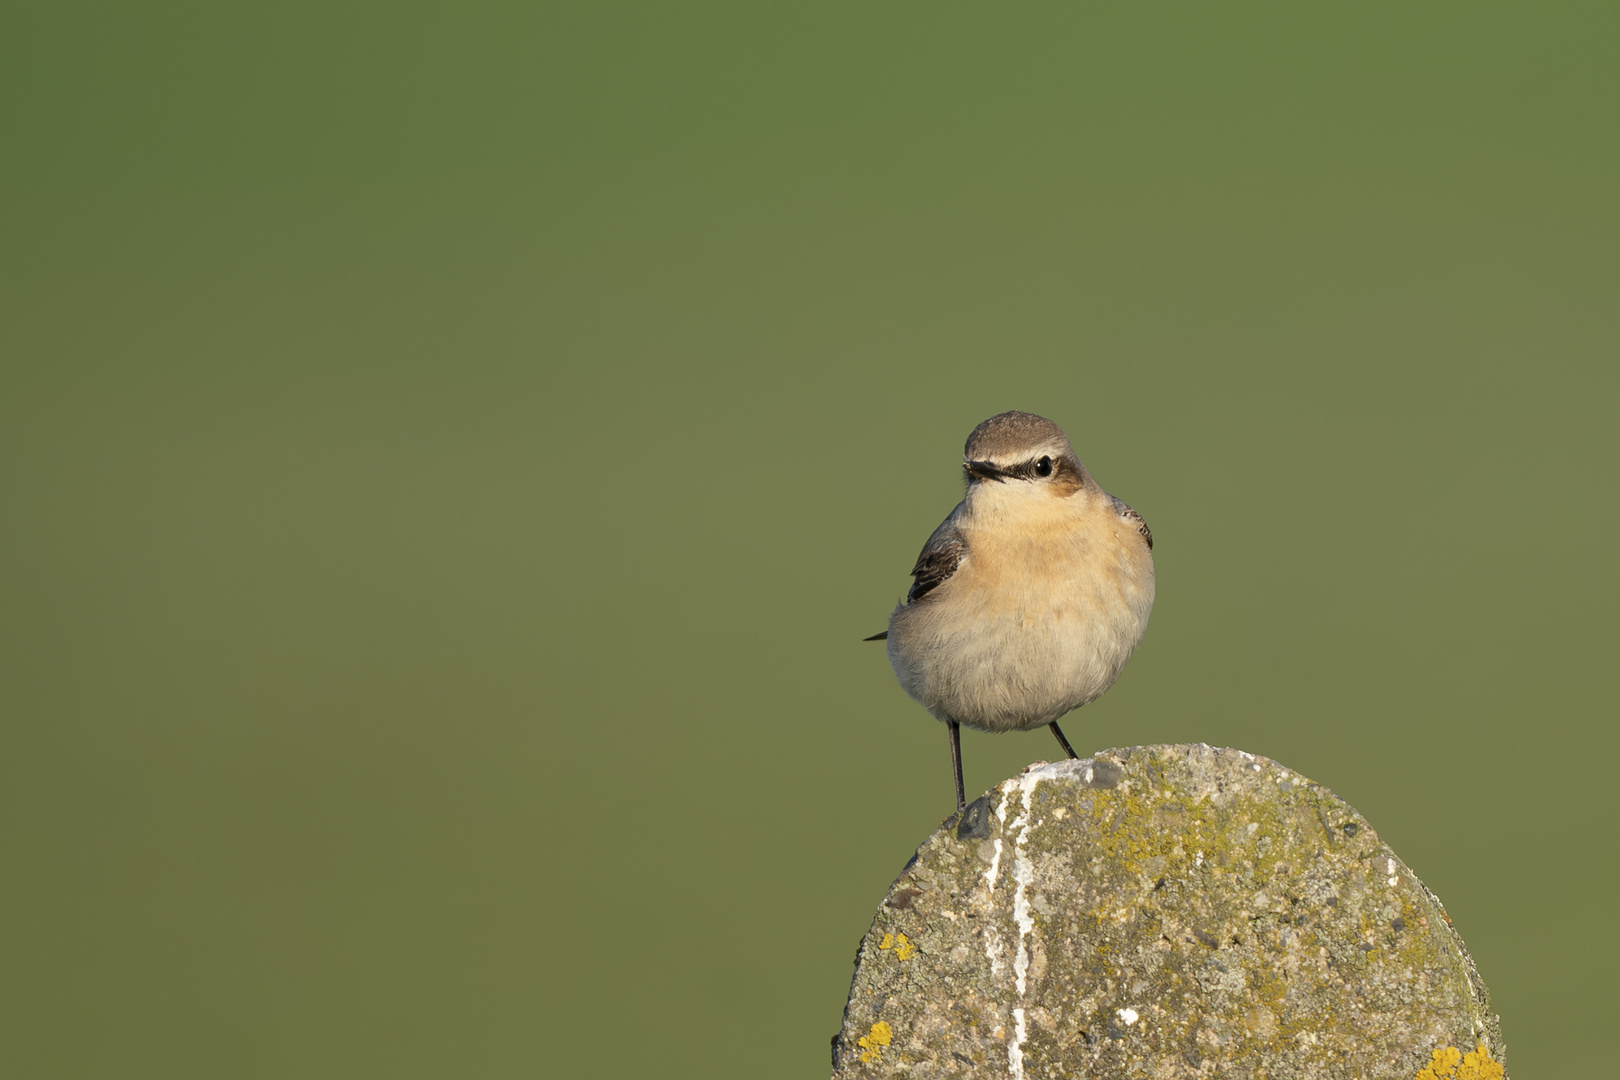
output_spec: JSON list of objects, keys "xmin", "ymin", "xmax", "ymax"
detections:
[{"xmin": 832, "ymin": 745, "xmax": 1506, "ymax": 1079}]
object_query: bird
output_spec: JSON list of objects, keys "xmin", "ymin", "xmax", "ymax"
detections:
[{"xmin": 867, "ymin": 411, "xmax": 1155, "ymax": 812}]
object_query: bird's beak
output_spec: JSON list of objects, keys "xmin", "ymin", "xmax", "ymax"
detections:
[{"xmin": 963, "ymin": 459, "xmax": 1007, "ymax": 482}]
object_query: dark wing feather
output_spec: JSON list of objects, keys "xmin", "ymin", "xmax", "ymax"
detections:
[
  {"xmin": 906, "ymin": 513, "xmax": 967, "ymax": 603},
  {"xmin": 1109, "ymin": 494, "xmax": 1153, "ymax": 550}
]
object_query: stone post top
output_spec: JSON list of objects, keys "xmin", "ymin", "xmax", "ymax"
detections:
[{"xmin": 833, "ymin": 743, "xmax": 1505, "ymax": 1080}]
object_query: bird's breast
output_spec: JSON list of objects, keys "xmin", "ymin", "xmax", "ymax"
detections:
[
  {"xmin": 959, "ymin": 503, "xmax": 1153, "ymax": 623},
  {"xmin": 886, "ymin": 499, "xmax": 1154, "ymax": 732}
]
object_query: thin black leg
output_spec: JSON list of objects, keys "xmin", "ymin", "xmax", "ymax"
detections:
[
  {"xmin": 1049, "ymin": 721, "xmax": 1079, "ymax": 760},
  {"xmin": 947, "ymin": 719, "xmax": 965, "ymax": 811}
]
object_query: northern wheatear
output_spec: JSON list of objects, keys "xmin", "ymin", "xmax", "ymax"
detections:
[{"xmin": 867, "ymin": 411, "xmax": 1155, "ymax": 811}]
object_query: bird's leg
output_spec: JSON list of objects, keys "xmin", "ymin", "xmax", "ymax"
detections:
[
  {"xmin": 947, "ymin": 719, "xmax": 965, "ymax": 811},
  {"xmin": 1048, "ymin": 721, "xmax": 1079, "ymax": 760}
]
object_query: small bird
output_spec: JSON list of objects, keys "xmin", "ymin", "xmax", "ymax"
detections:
[{"xmin": 867, "ymin": 411, "xmax": 1155, "ymax": 811}]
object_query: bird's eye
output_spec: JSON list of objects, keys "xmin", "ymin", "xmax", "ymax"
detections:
[{"xmin": 1034, "ymin": 456, "xmax": 1053, "ymax": 477}]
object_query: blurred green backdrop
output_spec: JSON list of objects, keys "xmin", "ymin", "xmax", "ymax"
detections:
[{"xmin": 2, "ymin": 3, "xmax": 1615, "ymax": 1076}]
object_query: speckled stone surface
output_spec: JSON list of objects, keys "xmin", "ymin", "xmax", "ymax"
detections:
[{"xmin": 832, "ymin": 745, "xmax": 1505, "ymax": 1080}]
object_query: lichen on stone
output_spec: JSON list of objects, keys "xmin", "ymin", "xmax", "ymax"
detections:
[
  {"xmin": 879, "ymin": 932, "xmax": 917, "ymax": 960},
  {"xmin": 1415, "ymin": 1043, "xmax": 1505, "ymax": 1080},
  {"xmin": 830, "ymin": 744, "xmax": 1506, "ymax": 1079},
  {"xmin": 857, "ymin": 1020, "xmax": 893, "ymax": 1064}
]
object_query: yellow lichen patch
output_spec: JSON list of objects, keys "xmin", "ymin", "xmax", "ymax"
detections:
[
  {"xmin": 1457, "ymin": 1045, "xmax": 1504, "ymax": 1080},
  {"xmin": 1416, "ymin": 1046, "xmax": 1462, "ymax": 1079},
  {"xmin": 857, "ymin": 1020, "xmax": 893, "ymax": 1063},
  {"xmin": 878, "ymin": 932, "xmax": 916, "ymax": 960},
  {"xmin": 1414, "ymin": 1044, "xmax": 1503, "ymax": 1080}
]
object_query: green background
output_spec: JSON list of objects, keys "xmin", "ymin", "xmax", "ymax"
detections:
[{"xmin": 2, "ymin": 3, "xmax": 1614, "ymax": 1076}]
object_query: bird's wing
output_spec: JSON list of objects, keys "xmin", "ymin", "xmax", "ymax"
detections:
[
  {"xmin": 906, "ymin": 507, "xmax": 968, "ymax": 603},
  {"xmin": 1109, "ymin": 494, "xmax": 1153, "ymax": 551}
]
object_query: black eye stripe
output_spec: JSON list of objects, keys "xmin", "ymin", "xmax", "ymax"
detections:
[{"xmin": 1002, "ymin": 456, "xmax": 1057, "ymax": 480}]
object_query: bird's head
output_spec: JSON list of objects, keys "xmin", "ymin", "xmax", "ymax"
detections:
[{"xmin": 961, "ymin": 411, "xmax": 1091, "ymax": 502}]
